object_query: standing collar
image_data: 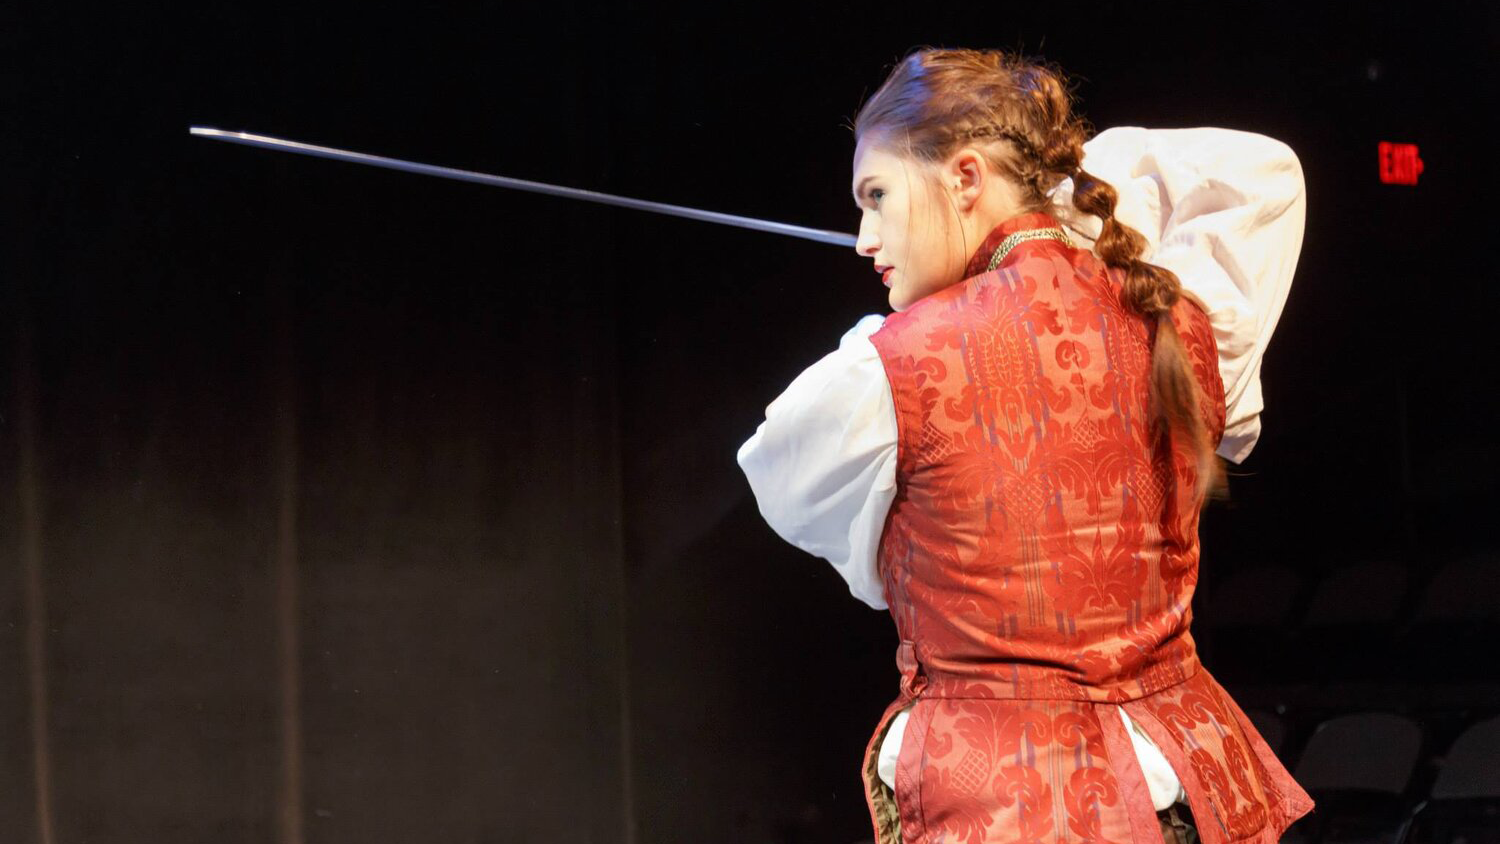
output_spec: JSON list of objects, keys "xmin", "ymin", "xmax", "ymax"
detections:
[{"xmin": 962, "ymin": 210, "xmax": 1072, "ymax": 278}]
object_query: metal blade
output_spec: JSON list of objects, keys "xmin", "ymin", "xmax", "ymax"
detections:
[{"xmin": 189, "ymin": 127, "xmax": 858, "ymax": 248}]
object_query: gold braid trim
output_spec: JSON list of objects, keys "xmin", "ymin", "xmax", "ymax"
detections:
[
  {"xmin": 864, "ymin": 708, "xmax": 908, "ymax": 844},
  {"xmin": 984, "ymin": 227, "xmax": 1075, "ymax": 271}
]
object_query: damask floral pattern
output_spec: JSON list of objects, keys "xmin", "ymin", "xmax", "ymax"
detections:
[{"xmin": 860, "ymin": 212, "xmax": 1313, "ymax": 844}]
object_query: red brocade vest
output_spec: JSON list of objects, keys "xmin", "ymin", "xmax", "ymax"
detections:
[{"xmin": 859, "ymin": 212, "xmax": 1313, "ymax": 844}]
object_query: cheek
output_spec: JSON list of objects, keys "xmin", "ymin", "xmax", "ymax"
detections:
[
  {"xmin": 880, "ymin": 219, "xmax": 897, "ymax": 251},
  {"xmin": 882, "ymin": 210, "xmax": 909, "ymax": 258},
  {"xmin": 905, "ymin": 226, "xmax": 936, "ymax": 272},
  {"xmin": 930, "ymin": 224, "xmax": 960, "ymax": 271}
]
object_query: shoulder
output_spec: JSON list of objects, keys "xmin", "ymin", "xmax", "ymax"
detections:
[
  {"xmin": 1172, "ymin": 292, "xmax": 1216, "ymax": 349},
  {"xmin": 1172, "ymin": 294, "xmax": 1227, "ymax": 429},
  {"xmin": 874, "ymin": 277, "xmax": 972, "ymax": 342}
]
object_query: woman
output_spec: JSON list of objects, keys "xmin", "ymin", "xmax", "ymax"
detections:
[{"xmin": 737, "ymin": 49, "xmax": 1311, "ymax": 844}]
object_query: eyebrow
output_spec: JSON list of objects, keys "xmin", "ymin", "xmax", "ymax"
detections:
[{"xmin": 852, "ymin": 175, "xmax": 877, "ymax": 205}]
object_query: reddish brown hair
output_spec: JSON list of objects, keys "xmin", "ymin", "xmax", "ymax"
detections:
[{"xmin": 853, "ymin": 47, "xmax": 1223, "ymax": 500}]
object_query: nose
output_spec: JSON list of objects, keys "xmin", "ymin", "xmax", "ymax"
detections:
[{"xmin": 855, "ymin": 214, "xmax": 880, "ymax": 257}]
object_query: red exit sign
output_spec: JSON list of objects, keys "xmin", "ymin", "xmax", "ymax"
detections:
[{"xmin": 1378, "ymin": 142, "xmax": 1424, "ymax": 186}]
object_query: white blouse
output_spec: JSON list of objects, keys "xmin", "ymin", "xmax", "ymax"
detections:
[{"xmin": 736, "ymin": 127, "xmax": 1306, "ymax": 807}]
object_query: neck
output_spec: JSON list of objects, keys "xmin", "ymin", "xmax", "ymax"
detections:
[
  {"xmin": 966, "ymin": 172, "xmax": 1030, "ymax": 241},
  {"xmin": 961, "ymin": 209, "xmax": 1065, "ymax": 278}
]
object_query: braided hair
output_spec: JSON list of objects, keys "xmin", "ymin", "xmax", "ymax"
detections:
[{"xmin": 852, "ymin": 47, "xmax": 1223, "ymax": 500}]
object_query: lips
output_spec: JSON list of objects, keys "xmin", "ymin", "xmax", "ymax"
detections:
[{"xmin": 877, "ymin": 265, "xmax": 894, "ymax": 287}]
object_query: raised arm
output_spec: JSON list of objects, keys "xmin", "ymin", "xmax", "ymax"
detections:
[
  {"xmin": 1052, "ymin": 127, "xmax": 1307, "ymax": 463},
  {"xmin": 735, "ymin": 314, "xmax": 896, "ymax": 609}
]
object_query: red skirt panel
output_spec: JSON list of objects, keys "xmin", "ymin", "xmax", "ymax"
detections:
[{"xmin": 861, "ymin": 666, "xmax": 1313, "ymax": 844}]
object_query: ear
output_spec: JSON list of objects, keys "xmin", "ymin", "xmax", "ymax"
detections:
[{"xmin": 943, "ymin": 148, "xmax": 986, "ymax": 211}]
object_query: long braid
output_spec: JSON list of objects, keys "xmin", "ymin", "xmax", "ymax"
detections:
[
  {"xmin": 1025, "ymin": 64, "xmax": 1222, "ymax": 501},
  {"xmin": 1069, "ymin": 163, "xmax": 1223, "ymax": 500}
]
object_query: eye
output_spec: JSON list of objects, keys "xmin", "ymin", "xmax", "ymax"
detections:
[{"xmin": 870, "ymin": 188, "xmax": 885, "ymax": 205}]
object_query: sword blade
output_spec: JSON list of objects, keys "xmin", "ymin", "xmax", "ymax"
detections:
[{"xmin": 189, "ymin": 127, "xmax": 858, "ymax": 248}]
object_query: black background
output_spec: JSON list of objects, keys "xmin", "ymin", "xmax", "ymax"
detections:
[{"xmin": 7, "ymin": 1, "xmax": 1497, "ymax": 841}]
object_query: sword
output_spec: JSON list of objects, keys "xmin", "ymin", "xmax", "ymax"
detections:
[{"xmin": 189, "ymin": 127, "xmax": 858, "ymax": 248}]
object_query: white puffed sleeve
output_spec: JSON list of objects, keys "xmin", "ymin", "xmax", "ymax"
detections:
[
  {"xmin": 1050, "ymin": 127, "xmax": 1307, "ymax": 463},
  {"xmin": 735, "ymin": 314, "xmax": 897, "ymax": 610}
]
